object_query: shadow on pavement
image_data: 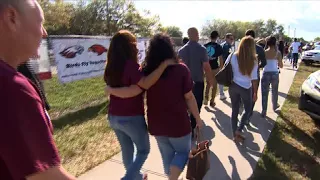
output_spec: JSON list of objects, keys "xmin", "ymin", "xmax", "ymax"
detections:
[
  {"xmin": 205, "ymin": 106, "xmax": 233, "ymax": 140},
  {"xmin": 228, "ymin": 156, "xmax": 241, "ymax": 180},
  {"xmin": 248, "ymin": 112, "xmax": 275, "ymax": 143},
  {"xmin": 201, "ymin": 123, "xmax": 215, "ymax": 146},
  {"xmin": 203, "ymin": 150, "xmax": 230, "ymax": 180}
]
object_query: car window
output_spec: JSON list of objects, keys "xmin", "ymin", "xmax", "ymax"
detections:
[{"xmin": 314, "ymin": 46, "xmax": 320, "ymax": 50}]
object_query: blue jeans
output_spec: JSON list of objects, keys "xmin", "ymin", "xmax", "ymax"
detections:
[
  {"xmin": 108, "ymin": 115, "xmax": 150, "ymax": 180},
  {"xmin": 218, "ymin": 84, "xmax": 225, "ymax": 96},
  {"xmin": 229, "ymin": 83, "xmax": 253, "ymax": 135},
  {"xmin": 261, "ymin": 72, "xmax": 279, "ymax": 115},
  {"xmin": 155, "ymin": 133, "xmax": 192, "ymax": 175}
]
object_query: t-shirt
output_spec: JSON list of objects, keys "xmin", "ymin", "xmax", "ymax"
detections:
[
  {"xmin": 228, "ymin": 54, "xmax": 258, "ymax": 89},
  {"xmin": 0, "ymin": 60, "xmax": 61, "ymax": 180},
  {"xmin": 221, "ymin": 42, "xmax": 232, "ymax": 62},
  {"xmin": 204, "ymin": 42, "xmax": 223, "ymax": 69},
  {"xmin": 178, "ymin": 41, "xmax": 209, "ymax": 82},
  {"xmin": 108, "ymin": 60, "xmax": 144, "ymax": 116},
  {"xmin": 291, "ymin": 42, "xmax": 301, "ymax": 53},
  {"xmin": 146, "ymin": 63, "xmax": 193, "ymax": 137}
]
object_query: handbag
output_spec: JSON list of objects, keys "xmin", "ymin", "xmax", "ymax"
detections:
[
  {"xmin": 215, "ymin": 53, "xmax": 234, "ymax": 87},
  {"xmin": 186, "ymin": 128, "xmax": 210, "ymax": 180}
]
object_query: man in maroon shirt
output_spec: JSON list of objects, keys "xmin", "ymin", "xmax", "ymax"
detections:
[{"xmin": 0, "ymin": 0, "xmax": 75, "ymax": 179}]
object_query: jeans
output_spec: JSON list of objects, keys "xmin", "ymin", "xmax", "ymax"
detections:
[
  {"xmin": 205, "ymin": 68, "xmax": 219, "ymax": 103},
  {"xmin": 218, "ymin": 84, "xmax": 225, "ymax": 96},
  {"xmin": 293, "ymin": 53, "xmax": 299, "ymax": 66},
  {"xmin": 190, "ymin": 82, "xmax": 204, "ymax": 130},
  {"xmin": 229, "ymin": 83, "xmax": 253, "ymax": 135},
  {"xmin": 108, "ymin": 115, "xmax": 150, "ymax": 180},
  {"xmin": 155, "ymin": 133, "xmax": 192, "ymax": 175},
  {"xmin": 261, "ymin": 72, "xmax": 279, "ymax": 115}
]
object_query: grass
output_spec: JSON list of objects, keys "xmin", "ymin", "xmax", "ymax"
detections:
[
  {"xmin": 252, "ymin": 64, "xmax": 320, "ymax": 179},
  {"xmin": 43, "ymin": 76, "xmax": 107, "ymax": 119},
  {"xmin": 43, "ymin": 76, "xmax": 120, "ymax": 177}
]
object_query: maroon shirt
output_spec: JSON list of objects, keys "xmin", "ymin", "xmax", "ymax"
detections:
[
  {"xmin": 0, "ymin": 60, "xmax": 61, "ymax": 180},
  {"xmin": 146, "ymin": 63, "xmax": 193, "ymax": 137},
  {"xmin": 108, "ymin": 60, "xmax": 144, "ymax": 116}
]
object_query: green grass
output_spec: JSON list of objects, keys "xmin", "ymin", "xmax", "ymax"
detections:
[
  {"xmin": 252, "ymin": 64, "xmax": 320, "ymax": 179},
  {"xmin": 44, "ymin": 76, "xmax": 107, "ymax": 119},
  {"xmin": 43, "ymin": 76, "xmax": 120, "ymax": 177}
]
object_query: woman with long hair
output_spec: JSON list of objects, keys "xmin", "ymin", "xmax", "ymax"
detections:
[
  {"xmin": 104, "ymin": 30, "xmax": 174, "ymax": 180},
  {"xmin": 261, "ymin": 36, "xmax": 283, "ymax": 117},
  {"xmin": 228, "ymin": 36, "xmax": 258, "ymax": 143},
  {"xmin": 108, "ymin": 33, "xmax": 203, "ymax": 180}
]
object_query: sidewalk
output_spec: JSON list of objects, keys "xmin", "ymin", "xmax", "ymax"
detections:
[{"xmin": 79, "ymin": 62, "xmax": 298, "ymax": 180}]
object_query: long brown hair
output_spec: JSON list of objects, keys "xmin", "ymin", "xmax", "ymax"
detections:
[
  {"xmin": 236, "ymin": 36, "xmax": 257, "ymax": 76},
  {"xmin": 104, "ymin": 30, "xmax": 138, "ymax": 87}
]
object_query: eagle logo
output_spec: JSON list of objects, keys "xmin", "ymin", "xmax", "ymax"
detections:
[
  {"xmin": 88, "ymin": 44, "xmax": 108, "ymax": 56},
  {"xmin": 59, "ymin": 45, "xmax": 84, "ymax": 59}
]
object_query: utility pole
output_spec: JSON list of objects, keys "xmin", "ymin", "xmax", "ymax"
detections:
[
  {"xmin": 288, "ymin": 25, "xmax": 290, "ymax": 37},
  {"xmin": 294, "ymin": 28, "xmax": 296, "ymax": 38}
]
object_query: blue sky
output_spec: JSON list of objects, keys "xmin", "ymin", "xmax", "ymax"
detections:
[{"xmin": 134, "ymin": 0, "xmax": 320, "ymax": 41}]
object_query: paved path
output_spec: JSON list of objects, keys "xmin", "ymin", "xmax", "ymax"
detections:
[{"xmin": 79, "ymin": 62, "xmax": 298, "ymax": 180}]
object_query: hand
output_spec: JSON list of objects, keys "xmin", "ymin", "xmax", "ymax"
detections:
[
  {"xmin": 163, "ymin": 59, "xmax": 177, "ymax": 67},
  {"xmin": 253, "ymin": 93, "xmax": 257, "ymax": 102},
  {"xmin": 196, "ymin": 119, "xmax": 204, "ymax": 129}
]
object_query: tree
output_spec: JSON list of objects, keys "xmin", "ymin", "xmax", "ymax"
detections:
[
  {"xmin": 40, "ymin": 0, "xmax": 75, "ymax": 35},
  {"xmin": 201, "ymin": 18, "xmax": 292, "ymax": 41},
  {"xmin": 163, "ymin": 26, "xmax": 183, "ymax": 38},
  {"xmin": 314, "ymin": 37, "xmax": 320, "ymax": 42},
  {"xmin": 40, "ymin": 0, "xmax": 162, "ymax": 37}
]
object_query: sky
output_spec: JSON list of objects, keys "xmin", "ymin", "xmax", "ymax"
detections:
[{"xmin": 134, "ymin": 0, "xmax": 320, "ymax": 41}]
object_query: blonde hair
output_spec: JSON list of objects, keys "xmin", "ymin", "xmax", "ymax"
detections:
[{"xmin": 236, "ymin": 36, "xmax": 257, "ymax": 76}]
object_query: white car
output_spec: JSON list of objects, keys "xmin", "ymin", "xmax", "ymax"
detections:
[
  {"xmin": 299, "ymin": 70, "xmax": 320, "ymax": 120},
  {"xmin": 302, "ymin": 46, "xmax": 320, "ymax": 65}
]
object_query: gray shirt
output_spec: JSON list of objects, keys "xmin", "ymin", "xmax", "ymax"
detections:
[{"xmin": 178, "ymin": 41, "xmax": 209, "ymax": 82}]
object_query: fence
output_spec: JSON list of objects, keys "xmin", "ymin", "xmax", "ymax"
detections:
[{"xmin": 43, "ymin": 36, "xmax": 239, "ymax": 120}]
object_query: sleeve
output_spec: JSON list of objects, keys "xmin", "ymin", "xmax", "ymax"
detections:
[
  {"xmin": 125, "ymin": 60, "xmax": 143, "ymax": 85},
  {"xmin": 0, "ymin": 80, "xmax": 61, "ymax": 179},
  {"xmin": 181, "ymin": 64, "xmax": 194, "ymax": 94},
  {"xmin": 201, "ymin": 46, "xmax": 209, "ymax": 62},
  {"xmin": 251, "ymin": 63, "xmax": 258, "ymax": 80},
  {"xmin": 216, "ymin": 45, "xmax": 223, "ymax": 57},
  {"xmin": 178, "ymin": 47, "xmax": 184, "ymax": 59}
]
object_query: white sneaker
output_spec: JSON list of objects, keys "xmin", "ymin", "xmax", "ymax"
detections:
[{"xmin": 220, "ymin": 94, "xmax": 226, "ymax": 100}]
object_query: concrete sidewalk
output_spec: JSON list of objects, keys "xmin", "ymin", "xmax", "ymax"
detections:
[{"xmin": 79, "ymin": 62, "xmax": 298, "ymax": 180}]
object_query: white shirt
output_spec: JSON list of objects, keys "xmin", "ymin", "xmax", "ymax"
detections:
[
  {"xmin": 228, "ymin": 54, "xmax": 258, "ymax": 89},
  {"xmin": 291, "ymin": 42, "xmax": 301, "ymax": 53}
]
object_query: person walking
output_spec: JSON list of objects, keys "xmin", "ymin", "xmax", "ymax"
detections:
[
  {"xmin": 104, "ymin": 30, "xmax": 174, "ymax": 180},
  {"xmin": 220, "ymin": 33, "xmax": 234, "ymax": 100},
  {"xmin": 204, "ymin": 31, "xmax": 224, "ymax": 107},
  {"xmin": 290, "ymin": 38, "xmax": 301, "ymax": 68},
  {"xmin": 178, "ymin": 27, "xmax": 213, "ymax": 138},
  {"xmin": 244, "ymin": 29, "xmax": 266, "ymax": 124},
  {"xmin": 106, "ymin": 33, "xmax": 204, "ymax": 180},
  {"xmin": 228, "ymin": 36, "xmax": 259, "ymax": 143},
  {"xmin": 0, "ymin": 0, "xmax": 76, "ymax": 179},
  {"xmin": 261, "ymin": 36, "xmax": 283, "ymax": 117}
]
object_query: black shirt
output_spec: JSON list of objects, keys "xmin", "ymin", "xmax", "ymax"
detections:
[{"xmin": 204, "ymin": 42, "xmax": 223, "ymax": 69}]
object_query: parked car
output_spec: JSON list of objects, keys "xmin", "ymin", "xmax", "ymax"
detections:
[
  {"xmin": 301, "ymin": 46, "xmax": 320, "ymax": 65},
  {"xmin": 299, "ymin": 70, "xmax": 320, "ymax": 120}
]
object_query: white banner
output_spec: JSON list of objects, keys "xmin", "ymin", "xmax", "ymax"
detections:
[
  {"xmin": 29, "ymin": 39, "xmax": 52, "ymax": 80},
  {"xmin": 52, "ymin": 37, "xmax": 149, "ymax": 84},
  {"xmin": 52, "ymin": 38, "xmax": 109, "ymax": 83}
]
